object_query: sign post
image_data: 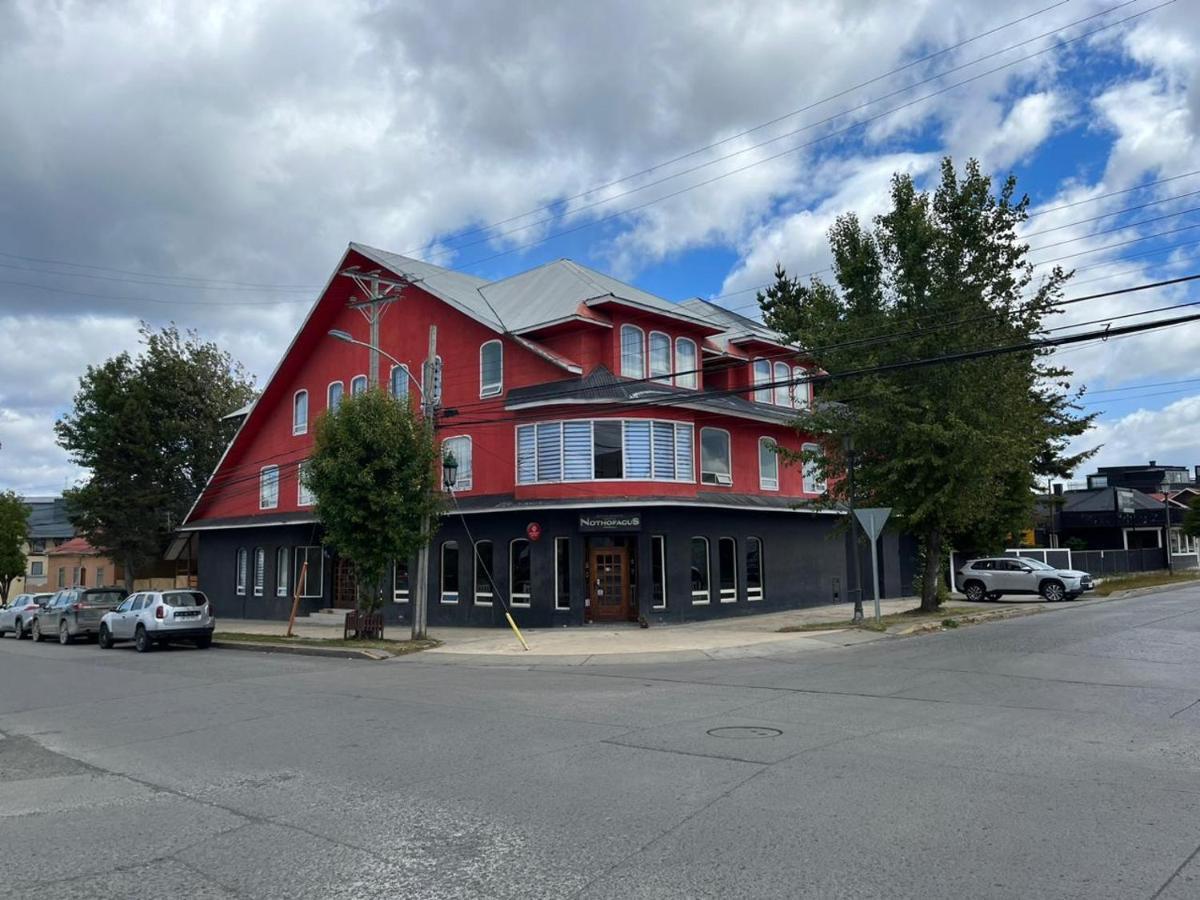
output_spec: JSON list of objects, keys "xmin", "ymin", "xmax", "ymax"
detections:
[{"xmin": 854, "ymin": 507, "xmax": 891, "ymax": 624}]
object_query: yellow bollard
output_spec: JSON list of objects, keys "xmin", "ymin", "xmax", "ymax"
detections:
[{"xmin": 504, "ymin": 611, "xmax": 530, "ymax": 651}]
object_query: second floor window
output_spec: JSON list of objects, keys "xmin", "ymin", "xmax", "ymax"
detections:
[
  {"xmin": 675, "ymin": 337, "xmax": 698, "ymax": 389},
  {"xmin": 802, "ymin": 442, "xmax": 826, "ymax": 494},
  {"xmin": 297, "ymin": 460, "xmax": 314, "ymax": 506},
  {"xmin": 649, "ymin": 332, "xmax": 671, "ymax": 383},
  {"xmin": 260, "ymin": 466, "xmax": 279, "ymax": 509},
  {"xmin": 442, "ymin": 436, "xmax": 473, "ymax": 491},
  {"xmin": 351, "ymin": 375, "xmax": 367, "ymax": 396},
  {"xmin": 517, "ymin": 419, "xmax": 694, "ymax": 484},
  {"xmin": 390, "ymin": 365, "xmax": 409, "ymax": 399},
  {"xmin": 620, "ymin": 324, "xmax": 644, "ymax": 378},
  {"xmin": 293, "ymin": 390, "xmax": 308, "ymax": 435},
  {"xmin": 700, "ymin": 428, "xmax": 731, "ymax": 486},
  {"xmin": 759, "ymin": 438, "xmax": 779, "ymax": 491},
  {"xmin": 480, "ymin": 340, "xmax": 503, "ymax": 397},
  {"xmin": 327, "ymin": 381, "xmax": 343, "ymax": 413}
]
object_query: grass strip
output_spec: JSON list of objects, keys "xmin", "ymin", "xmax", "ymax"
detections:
[
  {"xmin": 215, "ymin": 633, "xmax": 440, "ymax": 654},
  {"xmin": 1091, "ymin": 570, "xmax": 1200, "ymax": 597},
  {"xmin": 777, "ymin": 605, "xmax": 980, "ymax": 633}
]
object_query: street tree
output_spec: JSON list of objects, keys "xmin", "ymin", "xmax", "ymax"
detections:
[
  {"xmin": 55, "ymin": 324, "xmax": 256, "ymax": 589},
  {"xmin": 303, "ymin": 387, "xmax": 444, "ymax": 615},
  {"xmin": 1183, "ymin": 495, "xmax": 1200, "ymax": 540},
  {"xmin": 0, "ymin": 491, "xmax": 30, "ymax": 603},
  {"xmin": 759, "ymin": 158, "xmax": 1094, "ymax": 611}
]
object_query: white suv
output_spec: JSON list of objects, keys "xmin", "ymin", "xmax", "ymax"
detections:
[
  {"xmin": 98, "ymin": 590, "xmax": 215, "ymax": 652},
  {"xmin": 957, "ymin": 557, "xmax": 1094, "ymax": 603}
]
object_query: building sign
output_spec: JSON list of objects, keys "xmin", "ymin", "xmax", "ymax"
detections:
[
  {"xmin": 526, "ymin": 522, "xmax": 542, "ymax": 542},
  {"xmin": 579, "ymin": 512, "xmax": 641, "ymax": 532}
]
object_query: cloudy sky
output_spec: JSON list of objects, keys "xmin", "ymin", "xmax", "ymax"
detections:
[{"xmin": 1, "ymin": 0, "xmax": 1199, "ymax": 495}]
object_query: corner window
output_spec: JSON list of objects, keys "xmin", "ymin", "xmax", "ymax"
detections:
[
  {"xmin": 690, "ymin": 538, "xmax": 710, "ymax": 604},
  {"xmin": 393, "ymin": 558, "xmax": 410, "ymax": 603},
  {"xmin": 235, "ymin": 548, "xmax": 247, "ymax": 596},
  {"xmin": 718, "ymin": 537, "xmax": 737, "ymax": 603},
  {"xmin": 700, "ymin": 428, "xmax": 732, "ymax": 486},
  {"xmin": 752, "ymin": 358, "xmax": 771, "ymax": 403},
  {"xmin": 802, "ymin": 442, "xmax": 826, "ymax": 494},
  {"xmin": 276, "ymin": 547, "xmax": 289, "ymax": 598},
  {"xmin": 651, "ymin": 535, "xmax": 666, "ymax": 609},
  {"xmin": 327, "ymin": 381, "xmax": 344, "ymax": 413},
  {"xmin": 253, "ymin": 548, "xmax": 265, "ymax": 597},
  {"xmin": 747, "ymin": 537, "xmax": 763, "ymax": 601},
  {"xmin": 675, "ymin": 338, "xmax": 698, "ymax": 389},
  {"xmin": 297, "ymin": 460, "xmax": 314, "ymax": 507},
  {"xmin": 620, "ymin": 324, "xmax": 645, "ymax": 378},
  {"xmin": 474, "ymin": 541, "xmax": 493, "ymax": 605},
  {"xmin": 292, "ymin": 390, "xmax": 308, "ymax": 435},
  {"xmin": 554, "ymin": 537, "xmax": 571, "ymax": 610},
  {"xmin": 259, "ymin": 466, "xmax": 279, "ymax": 509},
  {"xmin": 390, "ymin": 365, "xmax": 409, "ymax": 399},
  {"xmin": 759, "ymin": 438, "xmax": 779, "ymax": 491},
  {"xmin": 648, "ymin": 331, "xmax": 671, "ymax": 383},
  {"xmin": 351, "ymin": 375, "xmax": 367, "ymax": 396},
  {"xmin": 440, "ymin": 542, "xmax": 459, "ymax": 603},
  {"xmin": 480, "ymin": 340, "xmax": 503, "ymax": 397},
  {"xmin": 510, "ymin": 539, "xmax": 532, "ymax": 607},
  {"xmin": 442, "ymin": 436, "xmax": 473, "ymax": 491}
]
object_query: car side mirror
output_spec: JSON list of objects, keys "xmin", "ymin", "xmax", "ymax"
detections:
[{"xmin": 1018, "ymin": 566, "xmax": 1032, "ymax": 572}]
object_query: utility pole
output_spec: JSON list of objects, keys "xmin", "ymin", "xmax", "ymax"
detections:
[
  {"xmin": 1165, "ymin": 488, "xmax": 1174, "ymax": 574},
  {"xmin": 412, "ymin": 325, "xmax": 439, "ymax": 641},
  {"xmin": 844, "ymin": 435, "xmax": 864, "ymax": 625}
]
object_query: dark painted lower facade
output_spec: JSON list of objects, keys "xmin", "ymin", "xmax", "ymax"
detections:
[{"xmin": 191, "ymin": 505, "xmax": 914, "ymax": 628}]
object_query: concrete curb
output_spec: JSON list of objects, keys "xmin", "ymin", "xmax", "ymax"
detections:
[{"xmin": 212, "ymin": 640, "xmax": 394, "ymax": 660}]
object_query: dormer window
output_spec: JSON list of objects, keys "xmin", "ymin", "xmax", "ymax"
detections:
[
  {"xmin": 773, "ymin": 361, "xmax": 791, "ymax": 406},
  {"xmin": 792, "ymin": 366, "xmax": 810, "ymax": 409},
  {"xmin": 752, "ymin": 359, "xmax": 771, "ymax": 403},
  {"xmin": 648, "ymin": 332, "xmax": 671, "ymax": 384},
  {"xmin": 675, "ymin": 338, "xmax": 698, "ymax": 389},
  {"xmin": 620, "ymin": 324, "xmax": 645, "ymax": 378}
]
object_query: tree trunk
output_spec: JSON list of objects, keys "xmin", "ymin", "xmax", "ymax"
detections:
[
  {"xmin": 920, "ymin": 526, "xmax": 944, "ymax": 612},
  {"xmin": 123, "ymin": 557, "xmax": 136, "ymax": 593},
  {"xmin": 0, "ymin": 577, "xmax": 10, "ymax": 603}
]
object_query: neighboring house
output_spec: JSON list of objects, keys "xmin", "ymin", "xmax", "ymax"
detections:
[
  {"xmin": 47, "ymin": 537, "xmax": 119, "ymax": 589},
  {"xmin": 1086, "ymin": 460, "xmax": 1200, "ymax": 492},
  {"xmin": 181, "ymin": 242, "xmax": 913, "ymax": 626},
  {"xmin": 8, "ymin": 496, "xmax": 76, "ymax": 597}
]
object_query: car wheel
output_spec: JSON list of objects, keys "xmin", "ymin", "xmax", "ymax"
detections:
[
  {"xmin": 13, "ymin": 618, "xmax": 25, "ymax": 640},
  {"xmin": 963, "ymin": 581, "xmax": 986, "ymax": 603},
  {"xmin": 31, "ymin": 619, "xmax": 44, "ymax": 642},
  {"xmin": 98, "ymin": 625, "xmax": 113, "ymax": 650},
  {"xmin": 1040, "ymin": 580, "xmax": 1066, "ymax": 603},
  {"xmin": 58, "ymin": 622, "xmax": 73, "ymax": 645},
  {"xmin": 195, "ymin": 634, "xmax": 212, "ymax": 649},
  {"xmin": 134, "ymin": 626, "xmax": 152, "ymax": 653}
]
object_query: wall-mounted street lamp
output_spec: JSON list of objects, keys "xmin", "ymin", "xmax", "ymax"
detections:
[{"xmin": 442, "ymin": 450, "xmax": 459, "ymax": 491}]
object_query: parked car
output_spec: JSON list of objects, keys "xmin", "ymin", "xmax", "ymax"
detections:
[
  {"xmin": 30, "ymin": 587, "xmax": 129, "ymax": 644},
  {"xmin": 98, "ymin": 589, "xmax": 214, "ymax": 652},
  {"xmin": 0, "ymin": 593, "xmax": 53, "ymax": 639},
  {"xmin": 957, "ymin": 557, "xmax": 1095, "ymax": 603}
]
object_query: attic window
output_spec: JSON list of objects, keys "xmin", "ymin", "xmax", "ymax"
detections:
[
  {"xmin": 292, "ymin": 390, "xmax": 308, "ymax": 435},
  {"xmin": 620, "ymin": 324, "xmax": 645, "ymax": 378}
]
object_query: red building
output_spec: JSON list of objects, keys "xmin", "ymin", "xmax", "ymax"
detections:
[{"xmin": 183, "ymin": 243, "xmax": 907, "ymax": 625}]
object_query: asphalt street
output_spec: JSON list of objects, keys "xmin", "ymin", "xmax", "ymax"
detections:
[{"xmin": 2, "ymin": 586, "xmax": 1200, "ymax": 899}]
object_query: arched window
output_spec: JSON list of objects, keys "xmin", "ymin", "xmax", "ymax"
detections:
[
  {"xmin": 474, "ymin": 540, "xmax": 494, "ymax": 605},
  {"xmin": 235, "ymin": 548, "xmax": 248, "ymax": 596},
  {"xmin": 690, "ymin": 538, "xmax": 710, "ymax": 604},
  {"xmin": 253, "ymin": 547, "xmax": 265, "ymax": 597},
  {"xmin": 350, "ymin": 375, "xmax": 367, "ymax": 396},
  {"xmin": 390, "ymin": 365, "xmax": 409, "ymax": 400},
  {"xmin": 752, "ymin": 359, "xmax": 771, "ymax": 403},
  {"xmin": 802, "ymin": 442, "xmax": 826, "ymax": 494},
  {"xmin": 292, "ymin": 390, "xmax": 308, "ymax": 435},
  {"xmin": 718, "ymin": 537, "xmax": 737, "ymax": 603},
  {"xmin": 620, "ymin": 324, "xmax": 645, "ymax": 378},
  {"xmin": 773, "ymin": 362, "xmax": 790, "ymax": 406},
  {"xmin": 440, "ymin": 542, "xmax": 459, "ymax": 603},
  {"xmin": 792, "ymin": 366, "xmax": 810, "ymax": 409},
  {"xmin": 758, "ymin": 437, "xmax": 779, "ymax": 491},
  {"xmin": 510, "ymin": 539, "xmax": 532, "ymax": 607},
  {"xmin": 275, "ymin": 547, "xmax": 289, "ymax": 598},
  {"xmin": 746, "ymin": 537, "xmax": 764, "ymax": 601},
  {"xmin": 480, "ymin": 340, "xmax": 503, "ymax": 397},
  {"xmin": 675, "ymin": 337, "xmax": 698, "ymax": 389},
  {"xmin": 327, "ymin": 381, "xmax": 344, "ymax": 413},
  {"xmin": 648, "ymin": 331, "xmax": 671, "ymax": 383}
]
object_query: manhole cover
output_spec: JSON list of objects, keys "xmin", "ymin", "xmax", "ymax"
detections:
[{"xmin": 706, "ymin": 726, "xmax": 783, "ymax": 739}]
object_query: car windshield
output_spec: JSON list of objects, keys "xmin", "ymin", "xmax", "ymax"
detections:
[
  {"xmin": 162, "ymin": 591, "xmax": 205, "ymax": 607},
  {"xmin": 1017, "ymin": 558, "xmax": 1055, "ymax": 570}
]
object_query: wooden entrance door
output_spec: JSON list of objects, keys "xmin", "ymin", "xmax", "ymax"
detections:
[
  {"xmin": 589, "ymin": 547, "xmax": 629, "ymax": 622},
  {"xmin": 333, "ymin": 558, "xmax": 357, "ymax": 609}
]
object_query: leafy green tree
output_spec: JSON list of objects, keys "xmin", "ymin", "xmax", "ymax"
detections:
[
  {"xmin": 304, "ymin": 388, "xmax": 444, "ymax": 614},
  {"xmin": 1183, "ymin": 495, "xmax": 1200, "ymax": 540},
  {"xmin": 55, "ymin": 324, "xmax": 256, "ymax": 589},
  {"xmin": 759, "ymin": 158, "xmax": 1095, "ymax": 611},
  {"xmin": 0, "ymin": 491, "xmax": 30, "ymax": 603}
]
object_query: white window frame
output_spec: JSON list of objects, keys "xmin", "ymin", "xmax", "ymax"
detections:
[
  {"xmin": 651, "ymin": 534, "xmax": 667, "ymax": 610},
  {"xmin": 718, "ymin": 537, "xmax": 738, "ymax": 603},
  {"xmin": 393, "ymin": 558, "xmax": 410, "ymax": 603},
  {"xmin": 441, "ymin": 435, "xmax": 473, "ymax": 492},
  {"xmin": 276, "ymin": 547, "xmax": 289, "ymax": 598},
  {"xmin": 802, "ymin": 442, "xmax": 825, "ymax": 494},
  {"xmin": 292, "ymin": 390, "xmax": 308, "ymax": 435},
  {"xmin": 350, "ymin": 374, "xmax": 367, "ymax": 396},
  {"xmin": 235, "ymin": 548, "xmax": 247, "ymax": 596},
  {"xmin": 752, "ymin": 358, "xmax": 771, "ymax": 403},
  {"xmin": 675, "ymin": 337, "xmax": 698, "ymax": 390},
  {"xmin": 474, "ymin": 540, "xmax": 493, "ymax": 606},
  {"xmin": 389, "ymin": 365, "xmax": 410, "ymax": 400},
  {"xmin": 253, "ymin": 547, "xmax": 265, "ymax": 597},
  {"xmin": 700, "ymin": 427, "xmax": 732, "ymax": 486},
  {"xmin": 792, "ymin": 366, "xmax": 810, "ymax": 409},
  {"xmin": 690, "ymin": 537, "xmax": 710, "ymax": 605},
  {"xmin": 773, "ymin": 361, "xmax": 791, "ymax": 407},
  {"xmin": 554, "ymin": 537, "xmax": 570, "ymax": 611},
  {"xmin": 648, "ymin": 331, "xmax": 672, "ymax": 383},
  {"xmin": 479, "ymin": 340, "xmax": 503, "ymax": 398},
  {"xmin": 510, "ymin": 539, "xmax": 532, "ymax": 607},
  {"xmin": 259, "ymin": 466, "xmax": 279, "ymax": 510},
  {"xmin": 440, "ymin": 541, "xmax": 459, "ymax": 604},
  {"xmin": 620, "ymin": 324, "xmax": 645, "ymax": 378},
  {"xmin": 327, "ymin": 380, "xmax": 343, "ymax": 413},
  {"xmin": 297, "ymin": 460, "xmax": 314, "ymax": 507},
  {"xmin": 514, "ymin": 418, "xmax": 695, "ymax": 486},
  {"xmin": 746, "ymin": 536, "xmax": 764, "ymax": 601},
  {"xmin": 759, "ymin": 437, "xmax": 779, "ymax": 491}
]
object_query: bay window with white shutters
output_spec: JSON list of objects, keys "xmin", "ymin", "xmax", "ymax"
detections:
[{"xmin": 516, "ymin": 419, "xmax": 694, "ymax": 484}]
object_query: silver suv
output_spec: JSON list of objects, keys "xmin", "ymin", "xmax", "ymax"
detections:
[
  {"xmin": 957, "ymin": 557, "xmax": 1094, "ymax": 603},
  {"xmin": 31, "ymin": 587, "xmax": 128, "ymax": 643},
  {"xmin": 98, "ymin": 590, "xmax": 215, "ymax": 652}
]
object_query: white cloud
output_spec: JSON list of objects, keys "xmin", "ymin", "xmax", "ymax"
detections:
[{"xmin": 1070, "ymin": 392, "xmax": 1200, "ymax": 477}]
